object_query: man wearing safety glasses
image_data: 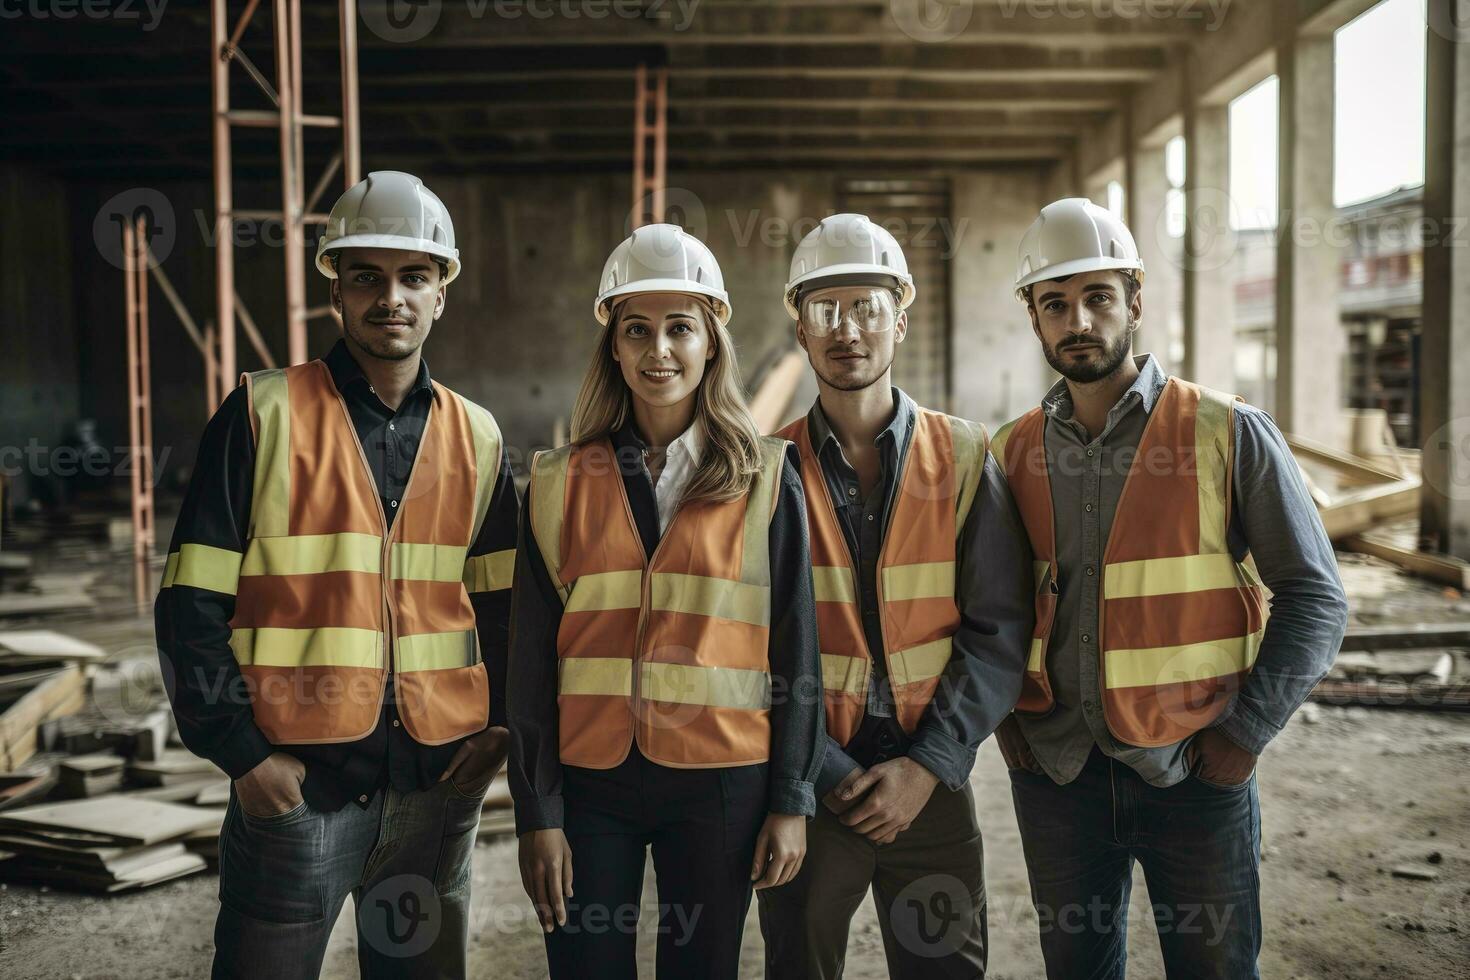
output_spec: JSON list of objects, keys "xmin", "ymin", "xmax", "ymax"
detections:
[{"xmin": 758, "ymin": 213, "xmax": 1034, "ymax": 978}]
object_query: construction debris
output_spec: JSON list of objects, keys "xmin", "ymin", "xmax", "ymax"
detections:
[
  {"xmin": 0, "ymin": 664, "xmax": 85, "ymax": 770},
  {"xmin": 0, "ymin": 796, "xmax": 218, "ymax": 892}
]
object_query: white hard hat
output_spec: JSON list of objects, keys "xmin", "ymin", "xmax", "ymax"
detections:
[
  {"xmin": 1015, "ymin": 197, "xmax": 1144, "ymax": 298},
  {"xmin": 594, "ymin": 223, "xmax": 731, "ymax": 327},
  {"xmin": 784, "ymin": 213, "xmax": 915, "ymax": 320},
  {"xmin": 315, "ymin": 171, "xmax": 460, "ymax": 284}
]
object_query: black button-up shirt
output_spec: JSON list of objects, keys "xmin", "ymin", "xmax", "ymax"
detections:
[{"xmin": 155, "ymin": 339, "xmax": 520, "ymax": 812}]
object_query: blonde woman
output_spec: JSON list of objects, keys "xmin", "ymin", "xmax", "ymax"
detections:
[{"xmin": 507, "ymin": 224, "xmax": 822, "ymax": 979}]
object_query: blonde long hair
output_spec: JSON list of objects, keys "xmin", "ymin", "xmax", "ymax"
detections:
[{"xmin": 569, "ymin": 298, "xmax": 764, "ymax": 505}]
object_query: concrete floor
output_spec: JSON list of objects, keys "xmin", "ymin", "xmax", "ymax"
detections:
[{"xmin": 0, "ymin": 540, "xmax": 1467, "ymax": 977}]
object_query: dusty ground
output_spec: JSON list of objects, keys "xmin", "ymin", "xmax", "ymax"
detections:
[{"xmin": 0, "ymin": 539, "xmax": 1467, "ymax": 978}]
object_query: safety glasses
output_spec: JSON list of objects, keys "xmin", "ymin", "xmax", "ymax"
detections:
[{"xmin": 798, "ymin": 288, "xmax": 897, "ymax": 337}]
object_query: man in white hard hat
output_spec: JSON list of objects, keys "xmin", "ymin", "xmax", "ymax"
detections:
[
  {"xmin": 156, "ymin": 170, "xmax": 520, "ymax": 978},
  {"xmin": 991, "ymin": 198, "xmax": 1347, "ymax": 978},
  {"xmin": 757, "ymin": 213, "xmax": 1035, "ymax": 978}
]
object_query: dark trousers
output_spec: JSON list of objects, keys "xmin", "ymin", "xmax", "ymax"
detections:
[
  {"xmin": 1009, "ymin": 748, "xmax": 1262, "ymax": 980},
  {"xmin": 545, "ymin": 744, "xmax": 769, "ymax": 980},
  {"xmin": 757, "ymin": 781, "xmax": 988, "ymax": 979},
  {"xmin": 212, "ymin": 779, "xmax": 482, "ymax": 979}
]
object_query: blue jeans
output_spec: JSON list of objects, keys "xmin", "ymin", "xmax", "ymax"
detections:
[
  {"xmin": 212, "ymin": 777, "xmax": 483, "ymax": 979},
  {"xmin": 1008, "ymin": 748, "xmax": 1261, "ymax": 980}
]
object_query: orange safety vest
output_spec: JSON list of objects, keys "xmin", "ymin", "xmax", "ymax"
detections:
[
  {"xmin": 776, "ymin": 409, "xmax": 988, "ymax": 747},
  {"xmin": 528, "ymin": 434, "xmax": 789, "ymax": 769},
  {"xmin": 160, "ymin": 359, "xmax": 510, "ymax": 746},
  {"xmin": 992, "ymin": 377, "xmax": 1267, "ymax": 747}
]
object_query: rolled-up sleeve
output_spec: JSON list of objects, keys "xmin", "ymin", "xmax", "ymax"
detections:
[
  {"xmin": 1212, "ymin": 406, "xmax": 1348, "ymax": 756},
  {"xmin": 766, "ymin": 446, "xmax": 823, "ymax": 818},
  {"xmin": 908, "ymin": 452, "xmax": 1034, "ymax": 789}
]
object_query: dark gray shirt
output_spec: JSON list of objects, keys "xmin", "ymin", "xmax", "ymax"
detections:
[
  {"xmin": 805, "ymin": 388, "xmax": 1034, "ymax": 797},
  {"xmin": 1015, "ymin": 354, "xmax": 1349, "ymax": 787}
]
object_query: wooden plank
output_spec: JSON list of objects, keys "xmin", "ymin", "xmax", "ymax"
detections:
[
  {"xmin": 1341, "ymin": 535, "xmax": 1470, "ymax": 591},
  {"xmin": 1317, "ymin": 479, "xmax": 1420, "ymax": 541},
  {"xmin": 1287, "ymin": 434, "xmax": 1405, "ymax": 485},
  {"xmin": 0, "ymin": 665, "xmax": 84, "ymax": 770},
  {"xmin": 1309, "ymin": 677, "xmax": 1470, "ymax": 711},
  {"xmin": 1340, "ymin": 623, "xmax": 1470, "ymax": 651},
  {"xmin": 749, "ymin": 349, "xmax": 806, "ymax": 435},
  {"xmin": 0, "ymin": 795, "xmax": 220, "ymax": 847},
  {"xmin": 0, "ymin": 630, "xmax": 106, "ymax": 663}
]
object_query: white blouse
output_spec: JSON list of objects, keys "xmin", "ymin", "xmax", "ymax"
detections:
[{"xmin": 649, "ymin": 420, "xmax": 705, "ymax": 534}]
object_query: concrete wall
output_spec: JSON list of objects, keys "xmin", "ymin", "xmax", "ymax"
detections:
[
  {"xmin": 33, "ymin": 165, "xmax": 1052, "ymax": 504},
  {"xmin": 0, "ymin": 163, "xmax": 81, "ymax": 507}
]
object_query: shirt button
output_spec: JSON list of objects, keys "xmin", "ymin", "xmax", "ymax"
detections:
[
  {"xmin": 389, "ymin": 422, "xmax": 396, "ymax": 431},
  {"xmin": 866, "ymin": 514, "xmax": 875, "ymax": 522},
  {"xmin": 390, "ymin": 500, "xmax": 399, "ymax": 508},
  {"xmin": 1085, "ymin": 503, "xmax": 1094, "ymax": 513},
  {"xmin": 1082, "ymin": 633, "xmax": 1091, "ymax": 643},
  {"xmin": 358, "ymin": 794, "xmax": 369, "ymax": 803},
  {"xmin": 847, "ymin": 487, "xmax": 857, "ymax": 496},
  {"xmin": 368, "ymin": 386, "xmax": 375, "ymax": 394},
  {"xmin": 392, "ymin": 718, "xmax": 400, "ymax": 727},
  {"xmin": 1087, "ymin": 448, "xmax": 1095, "ymax": 457},
  {"xmin": 1086, "ymin": 565, "xmax": 1096, "ymax": 576}
]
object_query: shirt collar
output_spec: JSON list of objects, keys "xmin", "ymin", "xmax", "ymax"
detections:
[
  {"xmin": 323, "ymin": 338, "xmax": 433, "ymax": 399},
  {"xmin": 1040, "ymin": 353, "xmax": 1166, "ymax": 424},
  {"xmin": 611, "ymin": 417, "xmax": 704, "ymax": 463},
  {"xmin": 806, "ymin": 386, "xmax": 913, "ymax": 457}
]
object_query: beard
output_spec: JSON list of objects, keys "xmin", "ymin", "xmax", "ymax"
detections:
[
  {"xmin": 1043, "ymin": 320, "xmax": 1134, "ymax": 384},
  {"xmin": 343, "ymin": 311, "xmax": 425, "ymax": 361},
  {"xmin": 811, "ymin": 346, "xmax": 895, "ymax": 392}
]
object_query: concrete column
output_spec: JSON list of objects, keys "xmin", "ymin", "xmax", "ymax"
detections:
[
  {"xmin": 1181, "ymin": 99, "xmax": 1235, "ymax": 392},
  {"xmin": 1129, "ymin": 144, "xmax": 1180, "ymax": 374},
  {"xmin": 1420, "ymin": 6, "xmax": 1470, "ymax": 559},
  {"xmin": 1275, "ymin": 32, "xmax": 1345, "ymax": 447}
]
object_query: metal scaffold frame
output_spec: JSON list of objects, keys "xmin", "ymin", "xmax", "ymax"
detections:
[
  {"xmin": 211, "ymin": 0, "xmax": 361, "ymax": 405},
  {"xmin": 631, "ymin": 64, "xmax": 667, "ymax": 228}
]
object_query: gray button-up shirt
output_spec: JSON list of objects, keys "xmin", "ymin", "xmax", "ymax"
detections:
[
  {"xmin": 1016, "ymin": 354, "xmax": 1349, "ymax": 787},
  {"xmin": 805, "ymin": 388, "xmax": 1034, "ymax": 796}
]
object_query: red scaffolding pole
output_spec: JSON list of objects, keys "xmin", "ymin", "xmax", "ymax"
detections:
[
  {"xmin": 632, "ymin": 64, "xmax": 667, "ymax": 228},
  {"xmin": 211, "ymin": 0, "xmax": 361, "ymax": 397}
]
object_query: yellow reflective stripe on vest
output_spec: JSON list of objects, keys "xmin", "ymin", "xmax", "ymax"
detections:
[
  {"xmin": 990, "ymin": 420, "xmax": 1017, "ymax": 472},
  {"xmin": 1194, "ymin": 387, "xmax": 1234, "ymax": 555},
  {"xmin": 229, "ymin": 626, "xmax": 382, "ymax": 668},
  {"xmin": 565, "ymin": 570, "xmax": 643, "ymax": 613},
  {"xmin": 1103, "ymin": 630, "xmax": 1264, "ymax": 689},
  {"xmin": 390, "ymin": 542, "xmax": 469, "ymax": 582},
  {"xmin": 529, "ymin": 447, "xmax": 573, "ymax": 603},
  {"xmin": 949, "ymin": 416, "xmax": 988, "ymax": 535},
  {"xmin": 812, "ymin": 565, "xmax": 856, "ymax": 604},
  {"xmin": 163, "ymin": 543, "xmax": 243, "ymax": 595},
  {"xmin": 246, "ymin": 369, "xmax": 291, "ymax": 539},
  {"xmin": 821, "ymin": 654, "xmax": 869, "ymax": 696},
  {"xmin": 650, "ymin": 572, "xmax": 770, "ymax": 627},
  {"xmin": 463, "ymin": 549, "xmax": 515, "ymax": 593},
  {"xmin": 241, "ymin": 532, "xmax": 381, "ymax": 577},
  {"xmin": 1103, "ymin": 553, "xmax": 1243, "ymax": 600},
  {"xmin": 739, "ymin": 437, "xmax": 786, "ymax": 588},
  {"xmin": 1033, "ymin": 560, "xmax": 1050, "ymax": 588},
  {"xmin": 1027, "ymin": 638, "xmax": 1046, "ymax": 674},
  {"xmin": 457, "ymin": 392, "xmax": 503, "ymax": 548},
  {"xmin": 559, "ymin": 657, "xmax": 633, "ymax": 696},
  {"xmin": 888, "ymin": 637, "xmax": 952, "ymax": 687},
  {"xmin": 640, "ymin": 662, "xmax": 772, "ymax": 710},
  {"xmin": 881, "ymin": 561, "xmax": 955, "ymax": 602},
  {"xmin": 398, "ymin": 630, "xmax": 477, "ymax": 671}
]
